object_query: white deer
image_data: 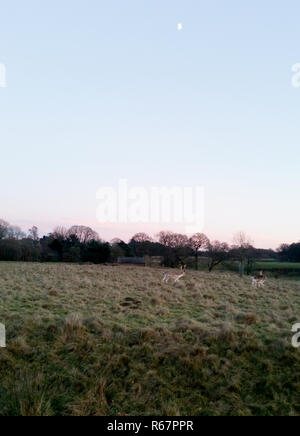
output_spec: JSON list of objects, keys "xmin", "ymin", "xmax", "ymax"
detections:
[
  {"xmin": 162, "ymin": 265, "xmax": 186, "ymax": 284},
  {"xmin": 251, "ymin": 275, "xmax": 267, "ymax": 288}
]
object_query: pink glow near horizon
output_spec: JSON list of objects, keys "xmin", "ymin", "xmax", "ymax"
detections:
[
  {"xmin": 1, "ymin": 2, "xmax": 300, "ymax": 253},
  {"xmin": 3, "ymin": 216, "xmax": 295, "ymax": 250}
]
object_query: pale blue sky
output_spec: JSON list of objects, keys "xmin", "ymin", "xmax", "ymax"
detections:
[{"xmin": 0, "ymin": 0, "xmax": 299, "ymax": 248}]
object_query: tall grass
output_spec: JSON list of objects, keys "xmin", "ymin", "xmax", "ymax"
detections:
[{"xmin": 0, "ymin": 262, "xmax": 299, "ymax": 416}]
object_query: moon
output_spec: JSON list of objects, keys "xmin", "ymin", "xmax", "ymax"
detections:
[{"xmin": 177, "ymin": 23, "xmax": 183, "ymax": 31}]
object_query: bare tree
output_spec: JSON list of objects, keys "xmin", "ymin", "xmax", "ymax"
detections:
[
  {"xmin": 232, "ymin": 232, "xmax": 253, "ymax": 249},
  {"xmin": 0, "ymin": 219, "xmax": 9, "ymax": 240},
  {"xmin": 129, "ymin": 233, "xmax": 154, "ymax": 257},
  {"xmin": 110, "ymin": 238, "xmax": 122, "ymax": 245},
  {"xmin": 171, "ymin": 233, "xmax": 190, "ymax": 250},
  {"xmin": 207, "ymin": 241, "xmax": 229, "ymax": 272},
  {"xmin": 157, "ymin": 231, "xmax": 188, "ymax": 250},
  {"xmin": 157, "ymin": 231, "xmax": 175, "ymax": 248},
  {"xmin": 232, "ymin": 232, "xmax": 254, "ymax": 276},
  {"xmin": 28, "ymin": 226, "xmax": 39, "ymax": 242},
  {"xmin": 67, "ymin": 225, "xmax": 99, "ymax": 244},
  {"xmin": 52, "ymin": 226, "xmax": 68, "ymax": 240},
  {"xmin": 6, "ymin": 226, "xmax": 26, "ymax": 240},
  {"xmin": 157, "ymin": 231, "xmax": 190, "ymax": 267},
  {"xmin": 189, "ymin": 233, "xmax": 210, "ymax": 270},
  {"xmin": 131, "ymin": 233, "xmax": 153, "ymax": 243}
]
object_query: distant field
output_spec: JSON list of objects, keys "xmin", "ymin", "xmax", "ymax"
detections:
[
  {"xmin": 195, "ymin": 258, "xmax": 300, "ymax": 279},
  {"xmin": 255, "ymin": 262, "xmax": 300, "ymax": 280},
  {"xmin": 0, "ymin": 262, "xmax": 299, "ymax": 416},
  {"xmin": 255, "ymin": 262, "xmax": 300, "ymax": 270}
]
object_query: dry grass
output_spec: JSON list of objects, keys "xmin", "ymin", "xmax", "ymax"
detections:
[{"xmin": 0, "ymin": 262, "xmax": 299, "ymax": 416}]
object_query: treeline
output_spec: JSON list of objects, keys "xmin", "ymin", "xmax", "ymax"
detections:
[
  {"xmin": 0, "ymin": 219, "xmax": 290, "ymax": 273},
  {"xmin": 0, "ymin": 221, "xmax": 111, "ymax": 264},
  {"xmin": 277, "ymin": 243, "xmax": 300, "ymax": 262}
]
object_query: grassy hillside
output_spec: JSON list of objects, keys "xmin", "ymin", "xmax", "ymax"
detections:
[{"xmin": 0, "ymin": 262, "xmax": 299, "ymax": 416}]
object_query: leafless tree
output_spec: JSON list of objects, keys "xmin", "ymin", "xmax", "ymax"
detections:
[
  {"xmin": 131, "ymin": 233, "xmax": 153, "ymax": 243},
  {"xmin": 232, "ymin": 232, "xmax": 254, "ymax": 276},
  {"xmin": 6, "ymin": 226, "xmax": 26, "ymax": 240},
  {"xmin": 67, "ymin": 225, "xmax": 99, "ymax": 243},
  {"xmin": 110, "ymin": 238, "xmax": 122, "ymax": 245},
  {"xmin": 189, "ymin": 233, "xmax": 210, "ymax": 270},
  {"xmin": 129, "ymin": 233, "xmax": 154, "ymax": 257},
  {"xmin": 277, "ymin": 243, "xmax": 290, "ymax": 253},
  {"xmin": 157, "ymin": 231, "xmax": 190, "ymax": 266},
  {"xmin": 0, "ymin": 219, "xmax": 9, "ymax": 240},
  {"xmin": 157, "ymin": 231, "xmax": 188, "ymax": 249},
  {"xmin": 157, "ymin": 231, "xmax": 175, "ymax": 248},
  {"xmin": 232, "ymin": 232, "xmax": 253, "ymax": 249},
  {"xmin": 171, "ymin": 233, "xmax": 190, "ymax": 250},
  {"xmin": 207, "ymin": 241, "xmax": 229, "ymax": 272},
  {"xmin": 52, "ymin": 226, "xmax": 68, "ymax": 240},
  {"xmin": 28, "ymin": 226, "xmax": 39, "ymax": 242}
]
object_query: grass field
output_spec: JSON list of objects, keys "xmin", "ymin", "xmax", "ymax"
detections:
[
  {"xmin": 255, "ymin": 262, "xmax": 300, "ymax": 280},
  {"xmin": 192, "ymin": 259, "xmax": 300, "ymax": 280},
  {"xmin": 255, "ymin": 262, "xmax": 300, "ymax": 270},
  {"xmin": 0, "ymin": 262, "xmax": 299, "ymax": 416}
]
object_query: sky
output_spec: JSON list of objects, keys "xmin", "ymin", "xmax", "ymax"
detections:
[{"xmin": 0, "ymin": 0, "xmax": 300, "ymax": 248}]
